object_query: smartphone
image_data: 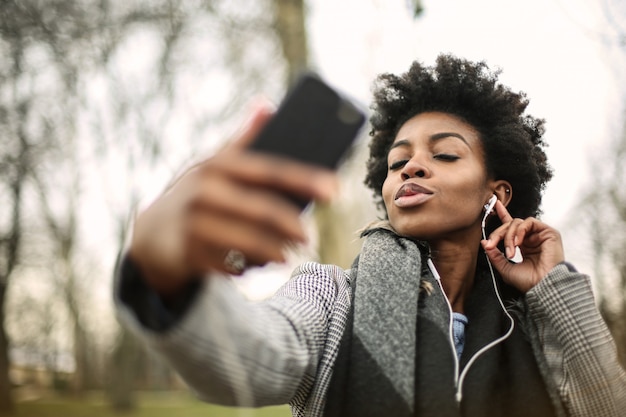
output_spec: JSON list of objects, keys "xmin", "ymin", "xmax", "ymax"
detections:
[{"xmin": 249, "ymin": 72, "xmax": 367, "ymax": 209}]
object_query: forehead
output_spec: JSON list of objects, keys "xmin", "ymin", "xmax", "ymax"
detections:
[{"xmin": 393, "ymin": 112, "xmax": 481, "ymax": 147}]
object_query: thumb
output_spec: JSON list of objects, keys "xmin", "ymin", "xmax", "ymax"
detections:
[
  {"xmin": 481, "ymin": 240, "xmax": 512, "ymax": 276},
  {"xmin": 227, "ymin": 97, "xmax": 276, "ymax": 150}
]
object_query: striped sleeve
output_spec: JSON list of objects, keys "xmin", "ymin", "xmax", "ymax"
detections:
[
  {"xmin": 115, "ymin": 261, "xmax": 348, "ymax": 410},
  {"xmin": 526, "ymin": 264, "xmax": 626, "ymax": 417}
]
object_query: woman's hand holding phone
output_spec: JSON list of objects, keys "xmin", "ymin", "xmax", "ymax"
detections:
[{"xmin": 129, "ymin": 102, "xmax": 340, "ymax": 298}]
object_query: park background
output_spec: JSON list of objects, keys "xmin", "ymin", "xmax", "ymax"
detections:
[{"xmin": 1, "ymin": 0, "xmax": 625, "ymax": 416}]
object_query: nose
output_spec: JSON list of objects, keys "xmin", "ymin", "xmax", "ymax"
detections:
[{"xmin": 400, "ymin": 155, "xmax": 430, "ymax": 180}]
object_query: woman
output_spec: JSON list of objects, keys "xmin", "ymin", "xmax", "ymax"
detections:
[{"xmin": 115, "ymin": 54, "xmax": 626, "ymax": 417}]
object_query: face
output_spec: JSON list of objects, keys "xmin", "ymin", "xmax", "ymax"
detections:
[{"xmin": 382, "ymin": 112, "xmax": 494, "ymax": 241}]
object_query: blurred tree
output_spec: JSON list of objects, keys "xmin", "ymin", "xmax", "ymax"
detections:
[
  {"xmin": 107, "ymin": 323, "xmax": 141, "ymax": 411},
  {"xmin": 85, "ymin": 1, "xmax": 287, "ymax": 411},
  {"xmin": 0, "ymin": 0, "xmax": 285, "ymax": 412},
  {"xmin": 577, "ymin": 115, "xmax": 626, "ymax": 366},
  {"xmin": 7, "ymin": 295, "xmax": 64, "ymax": 389},
  {"xmin": 0, "ymin": 1, "xmax": 67, "ymax": 411},
  {"xmin": 569, "ymin": 0, "xmax": 626, "ymax": 365},
  {"xmin": 273, "ymin": 0, "xmax": 309, "ymax": 84},
  {"xmin": 409, "ymin": 0, "xmax": 425, "ymax": 18},
  {"xmin": 32, "ymin": 166, "xmax": 97, "ymax": 392},
  {"xmin": 578, "ymin": 114, "xmax": 626, "ymax": 366}
]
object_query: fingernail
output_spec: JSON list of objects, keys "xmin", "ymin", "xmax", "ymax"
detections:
[
  {"xmin": 248, "ymin": 95, "xmax": 276, "ymax": 114},
  {"xmin": 316, "ymin": 174, "xmax": 339, "ymax": 201},
  {"xmin": 506, "ymin": 246, "xmax": 513, "ymax": 259}
]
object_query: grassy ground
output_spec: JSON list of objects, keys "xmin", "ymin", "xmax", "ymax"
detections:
[{"xmin": 13, "ymin": 390, "xmax": 292, "ymax": 417}]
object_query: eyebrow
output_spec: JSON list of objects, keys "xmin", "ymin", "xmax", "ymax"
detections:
[{"xmin": 389, "ymin": 132, "xmax": 471, "ymax": 150}]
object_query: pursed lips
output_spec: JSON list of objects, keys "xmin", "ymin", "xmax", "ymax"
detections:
[{"xmin": 394, "ymin": 182, "xmax": 434, "ymax": 208}]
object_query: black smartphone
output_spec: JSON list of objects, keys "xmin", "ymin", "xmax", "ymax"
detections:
[{"xmin": 249, "ymin": 72, "xmax": 367, "ymax": 209}]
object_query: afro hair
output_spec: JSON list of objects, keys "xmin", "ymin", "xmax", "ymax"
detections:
[{"xmin": 364, "ymin": 53, "xmax": 553, "ymax": 221}]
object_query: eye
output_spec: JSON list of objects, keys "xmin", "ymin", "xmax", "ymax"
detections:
[
  {"xmin": 389, "ymin": 159, "xmax": 409, "ymax": 170},
  {"xmin": 434, "ymin": 154, "xmax": 460, "ymax": 161}
]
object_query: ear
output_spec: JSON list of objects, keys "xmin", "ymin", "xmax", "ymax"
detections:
[{"xmin": 491, "ymin": 181, "xmax": 512, "ymax": 207}]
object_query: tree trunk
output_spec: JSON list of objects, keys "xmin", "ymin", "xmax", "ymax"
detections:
[
  {"xmin": 0, "ymin": 287, "xmax": 13, "ymax": 416},
  {"xmin": 72, "ymin": 319, "xmax": 88, "ymax": 393},
  {"xmin": 107, "ymin": 327, "xmax": 140, "ymax": 411},
  {"xmin": 105, "ymin": 218, "xmax": 141, "ymax": 410},
  {"xmin": 272, "ymin": 0, "xmax": 309, "ymax": 85},
  {"xmin": 0, "ymin": 110, "xmax": 28, "ymax": 415}
]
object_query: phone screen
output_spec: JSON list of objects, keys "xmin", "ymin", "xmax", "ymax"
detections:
[
  {"xmin": 249, "ymin": 73, "xmax": 366, "ymax": 208},
  {"xmin": 250, "ymin": 73, "xmax": 366, "ymax": 169}
]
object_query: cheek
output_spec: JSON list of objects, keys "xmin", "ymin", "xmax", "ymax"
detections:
[{"xmin": 443, "ymin": 176, "xmax": 490, "ymax": 213}]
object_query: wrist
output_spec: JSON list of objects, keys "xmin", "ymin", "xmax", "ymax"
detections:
[{"xmin": 127, "ymin": 247, "xmax": 196, "ymax": 301}]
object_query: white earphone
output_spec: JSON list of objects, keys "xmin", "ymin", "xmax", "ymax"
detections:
[
  {"xmin": 481, "ymin": 194, "xmax": 523, "ymax": 263},
  {"xmin": 481, "ymin": 194, "xmax": 498, "ymax": 228}
]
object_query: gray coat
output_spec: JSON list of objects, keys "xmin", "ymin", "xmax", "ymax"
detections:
[{"xmin": 115, "ymin": 231, "xmax": 626, "ymax": 417}]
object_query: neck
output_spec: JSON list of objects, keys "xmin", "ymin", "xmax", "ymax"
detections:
[{"xmin": 428, "ymin": 234, "xmax": 481, "ymax": 314}]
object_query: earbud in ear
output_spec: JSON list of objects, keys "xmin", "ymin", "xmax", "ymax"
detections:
[
  {"xmin": 481, "ymin": 195, "xmax": 498, "ymax": 231},
  {"xmin": 483, "ymin": 194, "xmax": 498, "ymax": 216}
]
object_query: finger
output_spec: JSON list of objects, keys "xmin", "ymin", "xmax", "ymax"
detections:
[
  {"xmin": 204, "ymin": 151, "xmax": 339, "ymax": 203},
  {"xmin": 483, "ymin": 219, "xmax": 511, "ymax": 250},
  {"xmin": 483, "ymin": 219, "xmax": 520, "ymax": 261},
  {"xmin": 185, "ymin": 210, "xmax": 291, "ymax": 269},
  {"xmin": 226, "ymin": 98, "xmax": 276, "ymax": 150},
  {"xmin": 486, "ymin": 214, "xmax": 525, "ymax": 260},
  {"xmin": 520, "ymin": 228, "xmax": 548, "ymax": 250},
  {"xmin": 481, "ymin": 239, "xmax": 514, "ymax": 276},
  {"xmin": 503, "ymin": 218, "xmax": 525, "ymax": 259},
  {"xmin": 186, "ymin": 243, "xmax": 270, "ymax": 276},
  {"xmin": 185, "ymin": 243, "xmax": 234, "ymax": 275},
  {"xmin": 494, "ymin": 200, "xmax": 514, "ymax": 224},
  {"xmin": 508, "ymin": 218, "xmax": 551, "ymax": 257},
  {"xmin": 189, "ymin": 173, "xmax": 309, "ymax": 243}
]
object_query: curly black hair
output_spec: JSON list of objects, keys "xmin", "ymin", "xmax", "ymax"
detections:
[{"xmin": 365, "ymin": 53, "xmax": 553, "ymax": 223}]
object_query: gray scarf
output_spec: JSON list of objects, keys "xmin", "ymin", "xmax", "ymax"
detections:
[{"xmin": 323, "ymin": 228, "xmax": 565, "ymax": 417}]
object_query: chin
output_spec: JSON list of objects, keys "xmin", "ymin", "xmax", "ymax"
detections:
[{"xmin": 388, "ymin": 220, "xmax": 433, "ymax": 240}]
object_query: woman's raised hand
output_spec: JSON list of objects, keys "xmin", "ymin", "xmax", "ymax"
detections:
[
  {"xmin": 129, "ymin": 103, "xmax": 338, "ymax": 297},
  {"xmin": 481, "ymin": 200, "xmax": 565, "ymax": 293}
]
